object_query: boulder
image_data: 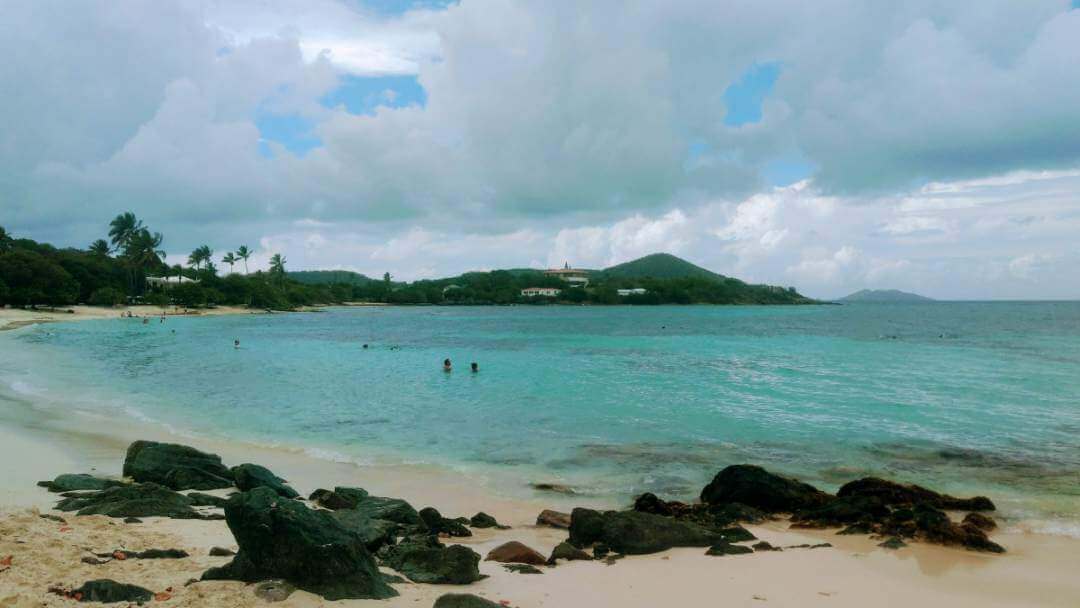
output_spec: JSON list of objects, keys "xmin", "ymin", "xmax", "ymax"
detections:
[
  {"xmin": 209, "ymin": 547, "xmax": 235, "ymax": 557},
  {"xmin": 123, "ymin": 441, "xmax": 233, "ymax": 491},
  {"xmin": 331, "ymin": 509, "xmax": 402, "ymax": 553},
  {"xmin": 351, "ymin": 495, "xmax": 422, "ymax": 525},
  {"xmin": 201, "ymin": 487, "xmax": 396, "ymax": 600},
  {"xmin": 485, "ymin": 541, "xmax": 547, "ymax": 565},
  {"xmin": 381, "ymin": 536, "xmax": 482, "ymax": 584},
  {"xmin": 752, "ymin": 541, "xmax": 781, "ymax": 552},
  {"xmin": 962, "ymin": 512, "xmax": 997, "ymax": 531},
  {"xmin": 531, "ymin": 482, "xmax": 576, "ymax": 494},
  {"xmin": 910, "ymin": 503, "xmax": 1004, "ymax": 553},
  {"xmin": 54, "ymin": 483, "xmax": 205, "ymax": 519},
  {"xmin": 705, "ymin": 542, "xmax": 754, "ymax": 556},
  {"xmin": 231, "ymin": 464, "xmax": 298, "ymax": 499},
  {"xmin": 536, "ymin": 509, "xmax": 572, "ymax": 529},
  {"xmin": 715, "ymin": 525, "xmax": 756, "ymax": 543},
  {"xmin": 790, "ymin": 495, "xmax": 890, "ymax": 528},
  {"xmin": 37, "ymin": 474, "xmax": 125, "ymax": 493},
  {"xmin": 433, "ymin": 594, "xmax": 503, "ymax": 608},
  {"xmin": 420, "ymin": 507, "xmax": 472, "ymax": 537},
  {"xmin": 503, "ymin": 564, "xmax": 543, "ymax": 574},
  {"xmin": 633, "ymin": 493, "xmax": 767, "ymax": 529},
  {"xmin": 700, "ymin": 465, "xmax": 832, "ymax": 513},
  {"xmin": 568, "ymin": 508, "xmax": 721, "ymax": 555},
  {"xmin": 71, "ymin": 580, "xmax": 154, "ymax": 604},
  {"xmin": 548, "ymin": 541, "xmax": 592, "ymax": 564},
  {"xmin": 469, "ymin": 512, "xmax": 506, "ymax": 529},
  {"xmin": 837, "ymin": 478, "xmax": 995, "ymax": 511}
]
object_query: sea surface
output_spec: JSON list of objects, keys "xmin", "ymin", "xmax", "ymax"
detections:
[{"xmin": 2, "ymin": 303, "xmax": 1079, "ymax": 533}]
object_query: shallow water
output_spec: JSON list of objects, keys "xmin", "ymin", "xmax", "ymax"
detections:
[{"xmin": 2, "ymin": 303, "xmax": 1078, "ymax": 529}]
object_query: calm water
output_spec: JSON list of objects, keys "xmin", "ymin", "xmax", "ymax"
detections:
[{"xmin": 2, "ymin": 304, "xmax": 1079, "ymax": 531}]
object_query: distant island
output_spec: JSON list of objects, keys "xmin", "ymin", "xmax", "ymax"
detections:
[{"xmin": 837, "ymin": 289, "xmax": 934, "ymax": 303}]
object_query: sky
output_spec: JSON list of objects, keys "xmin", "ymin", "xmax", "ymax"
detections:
[{"xmin": 2, "ymin": 1, "xmax": 1080, "ymax": 299}]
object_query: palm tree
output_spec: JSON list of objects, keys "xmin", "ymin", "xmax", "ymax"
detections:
[
  {"xmin": 89, "ymin": 239, "xmax": 110, "ymax": 257},
  {"xmin": 108, "ymin": 212, "xmax": 143, "ymax": 251},
  {"xmin": 125, "ymin": 229, "xmax": 165, "ymax": 293},
  {"xmin": 222, "ymin": 252, "xmax": 237, "ymax": 274},
  {"xmin": 187, "ymin": 248, "xmax": 202, "ymax": 276},
  {"xmin": 188, "ymin": 245, "xmax": 213, "ymax": 278},
  {"xmin": 236, "ymin": 245, "xmax": 251, "ymax": 274},
  {"xmin": 0, "ymin": 226, "xmax": 12, "ymax": 253},
  {"xmin": 269, "ymin": 253, "xmax": 286, "ymax": 281}
]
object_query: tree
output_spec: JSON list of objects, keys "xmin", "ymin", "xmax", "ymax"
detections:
[
  {"xmin": 89, "ymin": 239, "xmax": 110, "ymax": 257},
  {"xmin": 269, "ymin": 253, "xmax": 286, "ymax": 280},
  {"xmin": 222, "ymin": 252, "xmax": 237, "ymax": 274},
  {"xmin": 0, "ymin": 249, "xmax": 80, "ymax": 307},
  {"xmin": 188, "ymin": 245, "xmax": 212, "ymax": 277},
  {"xmin": 108, "ymin": 212, "xmax": 143, "ymax": 251},
  {"xmin": 0, "ymin": 226, "xmax": 12, "ymax": 253},
  {"xmin": 236, "ymin": 245, "xmax": 251, "ymax": 274}
]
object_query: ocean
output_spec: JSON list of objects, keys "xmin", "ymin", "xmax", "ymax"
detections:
[{"xmin": 2, "ymin": 303, "xmax": 1078, "ymax": 533}]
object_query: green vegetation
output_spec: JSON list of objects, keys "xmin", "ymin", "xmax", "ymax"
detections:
[
  {"xmin": 0, "ymin": 218, "xmax": 814, "ymax": 309},
  {"xmin": 0, "ymin": 216, "xmax": 339, "ymax": 310}
]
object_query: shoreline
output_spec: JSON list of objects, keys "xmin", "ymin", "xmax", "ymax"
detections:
[{"xmin": 0, "ymin": 304, "xmax": 273, "ymax": 332}]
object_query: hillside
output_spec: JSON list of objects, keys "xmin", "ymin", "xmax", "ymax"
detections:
[
  {"xmin": 838, "ymin": 289, "xmax": 934, "ymax": 303},
  {"xmin": 597, "ymin": 253, "xmax": 724, "ymax": 281},
  {"xmin": 288, "ymin": 270, "xmax": 374, "ymax": 286}
]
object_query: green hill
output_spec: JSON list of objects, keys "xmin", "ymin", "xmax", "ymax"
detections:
[
  {"xmin": 597, "ymin": 253, "xmax": 725, "ymax": 281},
  {"xmin": 838, "ymin": 289, "xmax": 934, "ymax": 303},
  {"xmin": 288, "ymin": 270, "xmax": 374, "ymax": 286}
]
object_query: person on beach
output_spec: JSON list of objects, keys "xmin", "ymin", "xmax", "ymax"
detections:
[
  {"xmin": 471, "ymin": 362, "xmax": 479, "ymax": 373},
  {"xmin": 443, "ymin": 358, "xmax": 452, "ymax": 372}
]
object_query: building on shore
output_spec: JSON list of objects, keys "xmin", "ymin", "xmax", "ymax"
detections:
[
  {"xmin": 521, "ymin": 287, "xmax": 562, "ymax": 297},
  {"xmin": 544, "ymin": 262, "xmax": 590, "ymax": 287},
  {"xmin": 617, "ymin": 288, "xmax": 647, "ymax": 296},
  {"xmin": 146, "ymin": 276, "xmax": 198, "ymax": 288}
]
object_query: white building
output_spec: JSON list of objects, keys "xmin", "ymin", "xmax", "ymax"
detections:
[
  {"xmin": 145, "ymin": 276, "xmax": 198, "ymax": 288},
  {"xmin": 544, "ymin": 262, "xmax": 590, "ymax": 287},
  {"xmin": 617, "ymin": 288, "xmax": 647, "ymax": 296},
  {"xmin": 521, "ymin": 287, "xmax": 561, "ymax": 297}
]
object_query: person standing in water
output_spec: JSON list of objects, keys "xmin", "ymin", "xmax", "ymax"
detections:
[
  {"xmin": 443, "ymin": 358, "xmax": 452, "ymax": 372},
  {"xmin": 471, "ymin": 362, "xmax": 479, "ymax": 373},
  {"xmin": 234, "ymin": 339, "xmax": 240, "ymax": 349}
]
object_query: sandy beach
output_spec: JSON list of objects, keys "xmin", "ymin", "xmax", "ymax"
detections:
[
  {"xmin": 0, "ymin": 305, "xmax": 264, "ymax": 333},
  {"xmin": 0, "ymin": 385, "xmax": 1078, "ymax": 608}
]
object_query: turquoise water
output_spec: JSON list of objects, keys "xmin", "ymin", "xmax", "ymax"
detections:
[{"xmin": 2, "ymin": 304, "xmax": 1079, "ymax": 529}]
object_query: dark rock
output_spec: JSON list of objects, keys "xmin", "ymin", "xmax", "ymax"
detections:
[
  {"xmin": 705, "ymin": 542, "xmax": 754, "ymax": 556},
  {"xmin": 209, "ymin": 547, "xmax": 235, "ymax": 557},
  {"xmin": 568, "ymin": 508, "xmax": 722, "ymax": 555},
  {"xmin": 420, "ymin": 507, "xmax": 473, "ymax": 537},
  {"xmin": 381, "ymin": 536, "xmax": 482, "ymax": 584},
  {"xmin": 785, "ymin": 543, "xmax": 832, "ymax": 549},
  {"xmin": 71, "ymin": 579, "xmax": 153, "ymax": 604},
  {"xmin": 350, "ymin": 494, "xmax": 422, "ymax": 525},
  {"xmin": 485, "ymin": 541, "xmax": 547, "ymax": 565},
  {"xmin": 231, "ymin": 464, "xmax": 298, "ymax": 499},
  {"xmin": 911, "ymin": 503, "xmax": 1004, "ymax": 553},
  {"xmin": 838, "ymin": 478, "xmax": 995, "ymax": 511},
  {"xmin": 253, "ymin": 579, "xmax": 295, "ymax": 602},
  {"xmin": 201, "ymin": 487, "xmax": 396, "ymax": 600},
  {"xmin": 592, "ymin": 543, "xmax": 610, "ymax": 558},
  {"xmin": 433, "ymin": 594, "xmax": 503, "ymax": 608},
  {"xmin": 309, "ymin": 488, "xmax": 353, "ymax": 510},
  {"xmin": 962, "ymin": 512, "xmax": 997, "ymax": 531},
  {"xmin": 837, "ymin": 522, "xmax": 874, "ymax": 535},
  {"xmin": 531, "ymin": 482, "xmax": 576, "ymax": 494},
  {"xmin": 791, "ymin": 495, "xmax": 890, "ymax": 528},
  {"xmin": 188, "ymin": 492, "xmax": 230, "ymax": 508},
  {"xmin": 37, "ymin": 474, "xmax": 125, "ymax": 493},
  {"xmin": 55, "ymin": 482, "xmax": 204, "ymax": 520},
  {"xmin": 547, "ymin": 541, "xmax": 592, "ymax": 564},
  {"xmin": 331, "ymin": 509, "xmax": 402, "ymax": 553},
  {"xmin": 633, "ymin": 492, "xmax": 676, "ymax": 516},
  {"xmin": 752, "ymin": 541, "xmax": 781, "ymax": 552},
  {"xmin": 878, "ymin": 537, "xmax": 907, "ymax": 550},
  {"xmin": 123, "ymin": 441, "xmax": 233, "ymax": 491},
  {"xmin": 700, "ymin": 465, "xmax": 832, "ymax": 513},
  {"xmin": 381, "ymin": 573, "xmax": 407, "ymax": 584},
  {"xmin": 81, "ymin": 556, "xmax": 109, "ymax": 565},
  {"xmin": 39, "ymin": 514, "xmax": 66, "ymax": 523},
  {"xmin": 715, "ymin": 525, "xmax": 756, "ymax": 543},
  {"xmin": 468, "ymin": 512, "xmax": 507, "ymax": 529},
  {"xmin": 503, "ymin": 563, "xmax": 543, "ymax": 574},
  {"xmin": 536, "ymin": 509, "xmax": 572, "ymax": 529},
  {"xmin": 101, "ymin": 549, "xmax": 188, "ymax": 559},
  {"xmin": 123, "ymin": 517, "xmax": 142, "ymax": 524}
]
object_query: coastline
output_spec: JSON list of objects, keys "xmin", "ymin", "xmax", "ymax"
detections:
[
  {"xmin": 0, "ymin": 304, "xmax": 269, "ymax": 332},
  {"xmin": 1, "ymin": 388, "xmax": 1079, "ymax": 605}
]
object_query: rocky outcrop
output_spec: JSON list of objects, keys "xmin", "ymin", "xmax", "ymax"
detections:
[
  {"xmin": 535, "ymin": 509, "xmax": 572, "ymax": 529},
  {"xmin": 381, "ymin": 536, "xmax": 482, "ymax": 584},
  {"xmin": 909, "ymin": 504, "xmax": 1004, "ymax": 553},
  {"xmin": 700, "ymin": 465, "xmax": 831, "ymax": 513},
  {"xmin": 351, "ymin": 494, "xmax": 422, "ymax": 525},
  {"xmin": 123, "ymin": 441, "xmax": 233, "ymax": 491},
  {"xmin": 469, "ymin": 512, "xmax": 507, "ymax": 529},
  {"xmin": 962, "ymin": 512, "xmax": 996, "ymax": 531},
  {"xmin": 485, "ymin": 541, "xmax": 547, "ymax": 565},
  {"xmin": 331, "ymin": 509, "xmax": 402, "ymax": 553},
  {"xmin": 37, "ymin": 474, "xmax": 125, "ymax": 493},
  {"xmin": 433, "ymin": 594, "xmax": 503, "ymax": 608},
  {"xmin": 420, "ymin": 507, "xmax": 472, "ymax": 537},
  {"xmin": 201, "ymin": 487, "xmax": 396, "ymax": 600},
  {"xmin": 705, "ymin": 542, "xmax": 753, "ymax": 556},
  {"xmin": 790, "ymin": 495, "xmax": 890, "ymax": 528},
  {"xmin": 547, "ymin": 541, "xmax": 592, "ymax": 564},
  {"xmin": 54, "ymin": 483, "xmax": 206, "ymax": 519},
  {"xmin": 568, "ymin": 508, "xmax": 721, "ymax": 555},
  {"xmin": 231, "ymin": 464, "xmax": 298, "ymax": 499},
  {"xmin": 187, "ymin": 492, "xmax": 230, "ymax": 508},
  {"xmin": 837, "ymin": 478, "xmax": 995, "ymax": 511}
]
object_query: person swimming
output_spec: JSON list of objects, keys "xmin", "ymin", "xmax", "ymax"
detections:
[
  {"xmin": 362, "ymin": 343, "xmax": 369, "ymax": 349},
  {"xmin": 443, "ymin": 358, "xmax": 452, "ymax": 372},
  {"xmin": 234, "ymin": 339, "xmax": 240, "ymax": 349},
  {"xmin": 471, "ymin": 362, "xmax": 479, "ymax": 373}
]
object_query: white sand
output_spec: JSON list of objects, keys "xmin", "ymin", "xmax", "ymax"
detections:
[{"xmin": 0, "ymin": 305, "xmax": 263, "ymax": 332}]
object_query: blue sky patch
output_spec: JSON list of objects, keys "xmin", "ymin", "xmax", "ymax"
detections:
[
  {"xmin": 320, "ymin": 74, "xmax": 427, "ymax": 116},
  {"xmin": 357, "ymin": 0, "xmax": 456, "ymax": 16},
  {"xmin": 762, "ymin": 153, "xmax": 816, "ymax": 186},
  {"xmin": 255, "ymin": 112, "xmax": 322, "ymax": 157},
  {"xmin": 723, "ymin": 62, "xmax": 781, "ymax": 127}
]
